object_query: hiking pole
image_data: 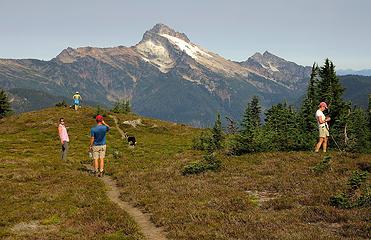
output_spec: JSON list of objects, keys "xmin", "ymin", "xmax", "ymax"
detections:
[{"xmin": 330, "ymin": 134, "xmax": 342, "ymax": 152}]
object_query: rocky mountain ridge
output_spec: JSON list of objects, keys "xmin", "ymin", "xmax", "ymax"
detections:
[{"xmin": 0, "ymin": 23, "xmax": 314, "ymax": 125}]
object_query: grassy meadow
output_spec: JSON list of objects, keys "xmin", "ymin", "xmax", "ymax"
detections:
[
  {"xmin": 0, "ymin": 108, "xmax": 143, "ymax": 239},
  {"xmin": 0, "ymin": 106, "xmax": 370, "ymax": 239}
]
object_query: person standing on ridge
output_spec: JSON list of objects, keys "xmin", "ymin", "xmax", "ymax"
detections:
[
  {"xmin": 73, "ymin": 91, "xmax": 82, "ymax": 111},
  {"xmin": 314, "ymin": 102, "xmax": 331, "ymax": 153},
  {"xmin": 58, "ymin": 118, "xmax": 69, "ymax": 161},
  {"xmin": 89, "ymin": 115, "xmax": 110, "ymax": 177}
]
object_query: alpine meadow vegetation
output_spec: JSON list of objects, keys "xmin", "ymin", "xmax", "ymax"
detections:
[{"xmin": 1, "ymin": 59, "xmax": 370, "ymax": 239}]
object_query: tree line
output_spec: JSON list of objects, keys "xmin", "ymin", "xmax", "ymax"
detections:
[{"xmin": 194, "ymin": 59, "xmax": 371, "ymax": 153}]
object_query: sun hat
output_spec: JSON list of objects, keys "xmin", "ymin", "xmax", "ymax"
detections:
[{"xmin": 319, "ymin": 102, "xmax": 328, "ymax": 108}]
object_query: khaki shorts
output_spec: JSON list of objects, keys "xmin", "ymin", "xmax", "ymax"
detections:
[
  {"xmin": 92, "ymin": 145, "xmax": 106, "ymax": 160},
  {"xmin": 319, "ymin": 126, "xmax": 329, "ymax": 138}
]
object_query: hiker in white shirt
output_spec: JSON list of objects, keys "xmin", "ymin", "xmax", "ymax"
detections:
[{"xmin": 314, "ymin": 102, "xmax": 331, "ymax": 153}]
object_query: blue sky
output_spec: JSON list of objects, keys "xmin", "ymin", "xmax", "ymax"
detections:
[{"xmin": 1, "ymin": 0, "xmax": 370, "ymax": 69}]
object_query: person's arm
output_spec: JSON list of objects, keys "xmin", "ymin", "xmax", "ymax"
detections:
[
  {"xmin": 102, "ymin": 120, "xmax": 110, "ymax": 130},
  {"xmin": 89, "ymin": 128, "xmax": 94, "ymax": 149},
  {"xmin": 58, "ymin": 126, "xmax": 63, "ymax": 144},
  {"xmin": 89, "ymin": 137, "xmax": 94, "ymax": 149},
  {"xmin": 317, "ymin": 115, "xmax": 330, "ymax": 124}
]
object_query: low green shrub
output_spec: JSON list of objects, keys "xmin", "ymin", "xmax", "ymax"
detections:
[
  {"xmin": 355, "ymin": 187, "xmax": 371, "ymax": 207},
  {"xmin": 330, "ymin": 193, "xmax": 351, "ymax": 209},
  {"xmin": 182, "ymin": 154, "xmax": 221, "ymax": 175},
  {"xmin": 330, "ymin": 170, "xmax": 369, "ymax": 209},
  {"xmin": 348, "ymin": 170, "xmax": 368, "ymax": 190},
  {"xmin": 55, "ymin": 100, "xmax": 67, "ymax": 107},
  {"xmin": 93, "ymin": 105, "xmax": 107, "ymax": 118},
  {"xmin": 312, "ymin": 156, "xmax": 332, "ymax": 174}
]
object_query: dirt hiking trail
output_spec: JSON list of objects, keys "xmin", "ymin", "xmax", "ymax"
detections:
[{"xmin": 83, "ymin": 115, "xmax": 167, "ymax": 240}]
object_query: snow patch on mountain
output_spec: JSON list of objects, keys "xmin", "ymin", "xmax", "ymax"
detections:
[
  {"xmin": 181, "ymin": 75, "xmax": 201, "ymax": 84},
  {"xmin": 135, "ymin": 39, "xmax": 175, "ymax": 73},
  {"xmin": 268, "ymin": 62, "xmax": 280, "ymax": 72},
  {"xmin": 261, "ymin": 62, "xmax": 279, "ymax": 72},
  {"xmin": 160, "ymin": 34, "xmax": 212, "ymax": 59}
]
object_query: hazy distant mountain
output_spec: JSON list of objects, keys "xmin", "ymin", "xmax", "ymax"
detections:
[
  {"xmin": 240, "ymin": 51, "xmax": 312, "ymax": 90},
  {"xmin": 0, "ymin": 23, "xmax": 369, "ymax": 125},
  {"xmin": 339, "ymin": 75, "xmax": 371, "ymax": 108},
  {"xmin": 337, "ymin": 69, "xmax": 371, "ymax": 76}
]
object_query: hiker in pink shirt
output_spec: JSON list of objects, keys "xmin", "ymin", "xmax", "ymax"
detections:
[{"xmin": 58, "ymin": 118, "xmax": 69, "ymax": 161}]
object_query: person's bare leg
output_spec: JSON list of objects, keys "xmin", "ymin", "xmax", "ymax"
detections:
[
  {"xmin": 94, "ymin": 158, "xmax": 99, "ymax": 172},
  {"xmin": 99, "ymin": 158, "xmax": 104, "ymax": 172},
  {"xmin": 323, "ymin": 137, "xmax": 328, "ymax": 152},
  {"xmin": 315, "ymin": 138, "xmax": 324, "ymax": 152}
]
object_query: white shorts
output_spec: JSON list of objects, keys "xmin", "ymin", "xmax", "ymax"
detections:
[
  {"xmin": 319, "ymin": 127, "xmax": 329, "ymax": 138},
  {"xmin": 92, "ymin": 145, "xmax": 106, "ymax": 160}
]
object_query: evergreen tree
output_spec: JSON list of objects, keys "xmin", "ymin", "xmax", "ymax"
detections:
[
  {"xmin": 211, "ymin": 113, "xmax": 223, "ymax": 151},
  {"xmin": 0, "ymin": 88, "xmax": 12, "ymax": 118},
  {"xmin": 250, "ymin": 96, "xmax": 261, "ymax": 128},
  {"xmin": 124, "ymin": 100, "xmax": 131, "ymax": 113},
  {"xmin": 264, "ymin": 103, "xmax": 304, "ymax": 151},
  {"xmin": 317, "ymin": 59, "xmax": 349, "ymax": 147},
  {"xmin": 111, "ymin": 99, "xmax": 131, "ymax": 114},
  {"xmin": 318, "ymin": 59, "xmax": 348, "ymax": 127},
  {"xmin": 301, "ymin": 63, "xmax": 320, "ymax": 132},
  {"xmin": 232, "ymin": 97, "xmax": 263, "ymax": 154},
  {"xmin": 240, "ymin": 101, "xmax": 255, "ymax": 139},
  {"xmin": 345, "ymin": 108, "xmax": 370, "ymax": 153}
]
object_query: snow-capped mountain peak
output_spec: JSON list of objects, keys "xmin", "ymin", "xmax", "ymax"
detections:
[
  {"xmin": 135, "ymin": 23, "xmax": 249, "ymax": 76},
  {"xmin": 149, "ymin": 23, "xmax": 190, "ymax": 43}
]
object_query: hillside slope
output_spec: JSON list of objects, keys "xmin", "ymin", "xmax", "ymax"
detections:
[
  {"xmin": 0, "ymin": 107, "xmax": 143, "ymax": 239},
  {"xmin": 1, "ymin": 107, "xmax": 370, "ymax": 239}
]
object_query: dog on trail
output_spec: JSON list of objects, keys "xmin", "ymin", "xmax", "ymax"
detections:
[{"xmin": 124, "ymin": 133, "xmax": 136, "ymax": 146}]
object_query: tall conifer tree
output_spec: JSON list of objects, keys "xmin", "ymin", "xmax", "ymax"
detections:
[
  {"xmin": 301, "ymin": 63, "xmax": 320, "ymax": 132},
  {"xmin": 211, "ymin": 113, "xmax": 223, "ymax": 150},
  {"xmin": 0, "ymin": 88, "xmax": 12, "ymax": 118}
]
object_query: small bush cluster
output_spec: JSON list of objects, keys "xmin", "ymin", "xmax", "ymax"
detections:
[
  {"xmin": 93, "ymin": 105, "xmax": 107, "ymax": 118},
  {"xmin": 192, "ymin": 131, "xmax": 213, "ymax": 151},
  {"xmin": 55, "ymin": 100, "xmax": 68, "ymax": 107},
  {"xmin": 311, "ymin": 156, "xmax": 332, "ymax": 174},
  {"xmin": 330, "ymin": 170, "xmax": 370, "ymax": 209},
  {"xmin": 111, "ymin": 99, "xmax": 131, "ymax": 114},
  {"xmin": 348, "ymin": 170, "xmax": 368, "ymax": 190},
  {"xmin": 182, "ymin": 153, "xmax": 221, "ymax": 175},
  {"xmin": 186, "ymin": 114, "xmax": 223, "ymax": 175}
]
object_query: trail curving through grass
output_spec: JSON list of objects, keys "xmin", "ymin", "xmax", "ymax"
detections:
[{"xmin": 84, "ymin": 114, "xmax": 167, "ymax": 240}]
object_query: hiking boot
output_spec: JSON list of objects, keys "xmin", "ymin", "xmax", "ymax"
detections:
[{"xmin": 99, "ymin": 170, "xmax": 104, "ymax": 177}]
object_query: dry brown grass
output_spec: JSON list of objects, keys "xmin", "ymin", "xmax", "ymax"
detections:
[
  {"xmin": 0, "ymin": 107, "xmax": 143, "ymax": 239},
  {"xmin": 1, "ymin": 107, "xmax": 370, "ymax": 239},
  {"xmin": 107, "ymin": 114, "xmax": 371, "ymax": 239}
]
